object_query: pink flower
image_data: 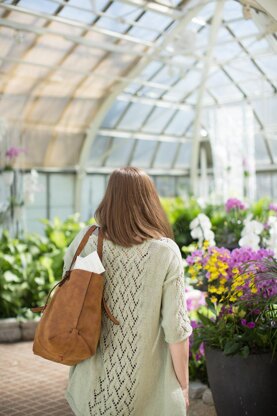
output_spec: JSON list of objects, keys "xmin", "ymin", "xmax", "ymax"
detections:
[
  {"xmin": 185, "ymin": 287, "xmax": 206, "ymax": 312},
  {"xmin": 5, "ymin": 146, "xmax": 26, "ymax": 160},
  {"xmin": 225, "ymin": 198, "xmax": 246, "ymax": 213}
]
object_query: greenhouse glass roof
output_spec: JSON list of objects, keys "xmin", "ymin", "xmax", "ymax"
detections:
[{"xmin": 0, "ymin": 0, "xmax": 276, "ymax": 176}]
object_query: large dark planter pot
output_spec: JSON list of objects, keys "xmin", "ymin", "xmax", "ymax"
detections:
[{"xmin": 205, "ymin": 346, "xmax": 277, "ymax": 416}]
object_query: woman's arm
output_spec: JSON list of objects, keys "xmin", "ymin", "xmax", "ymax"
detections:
[{"xmin": 169, "ymin": 338, "xmax": 190, "ymax": 409}]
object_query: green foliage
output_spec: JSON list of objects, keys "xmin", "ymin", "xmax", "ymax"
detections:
[
  {"xmin": 161, "ymin": 197, "xmax": 202, "ymax": 248},
  {"xmin": 194, "ymin": 293, "xmax": 277, "ymax": 359},
  {"xmin": 0, "ymin": 214, "xmax": 93, "ymax": 319}
]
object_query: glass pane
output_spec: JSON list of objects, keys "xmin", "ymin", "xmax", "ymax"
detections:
[
  {"xmin": 164, "ymin": 110, "xmax": 194, "ymax": 136},
  {"xmin": 255, "ymin": 134, "xmax": 270, "ymax": 163},
  {"xmin": 88, "ymin": 135, "xmax": 111, "ymax": 167},
  {"xmin": 141, "ymin": 107, "xmax": 176, "ymax": 133},
  {"xmin": 130, "ymin": 140, "xmax": 157, "ymax": 168},
  {"xmin": 118, "ymin": 103, "xmax": 153, "ymax": 130},
  {"xmin": 140, "ymin": 61, "xmax": 164, "ymax": 80},
  {"xmin": 105, "ymin": 137, "xmax": 135, "ymax": 166},
  {"xmin": 102, "ymin": 100, "xmax": 129, "ymax": 128},
  {"xmin": 96, "ymin": 2, "xmax": 141, "ymax": 34},
  {"xmin": 228, "ymin": 20, "xmax": 260, "ymax": 37},
  {"xmin": 209, "ymin": 83, "xmax": 243, "ymax": 103},
  {"xmin": 256, "ymin": 174, "xmax": 272, "ymax": 199},
  {"xmin": 129, "ymin": 11, "xmax": 172, "ymax": 41},
  {"xmin": 176, "ymin": 176, "xmax": 190, "ymax": 197},
  {"xmin": 255, "ymin": 56, "xmax": 277, "ymax": 87},
  {"xmin": 153, "ymin": 142, "xmax": 178, "ymax": 168},
  {"xmin": 26, "ymin": 207, "xmax": 47, "ymax": 234},
  {"xmin": 49, "ymin": 174, "xmax": 74, "ymax": 206},
  {"xmin": 252, "ymin": 97, "xmax": 277, "ymax": 129},
  {"xmin": 59, "ymin": 4, "xmax": 94, "ymax": 23},
  {"xmin": 223, "ymin": 1, "xmax": 243, "ymax": 21},
  {"xmin": 268, "ymin": 139, "xmax": 277, "ymax": 164},
  {"xmin": 163, "ymin": 71, "xmax": 201, "ymax": 101},
  {"xmin": 151, "ymin": 65, "xmax": 180, "ymax": 85},
  {"xmin": 88, "ymin": 175, "xmax": 106, "ymax": 217},
  {"xmin": 19, "ymin": 0, "xmax": 58, "ymax": 14},
  {"xmin": 155, "ymin": 176, "xmax": 176, "ymax": 197},
  {"xmin": 174, "ymin": 142, "xmax": 192, "ymax": 169},
  {"xmin": 225, "ymin": 59, "xmax": 260, "ymax": 82}
]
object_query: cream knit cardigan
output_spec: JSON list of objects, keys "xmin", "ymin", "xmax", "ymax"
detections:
[{"xmin": 63, "ymin": 225, "xmax": 193, "ymax": 416}]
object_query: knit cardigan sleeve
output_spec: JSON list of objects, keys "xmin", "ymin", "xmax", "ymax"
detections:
[{"xmin": 160, "ymin": 243, "xmax": 193, "ymax": 344}]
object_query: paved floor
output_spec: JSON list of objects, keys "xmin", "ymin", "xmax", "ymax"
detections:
[
  {"xmin": 0, "ymin": 341, "xmax": 216, "ymax": 416},
  {"xmin": 0, "ymin": 341, "xmax": 74, "ymax": 416}
]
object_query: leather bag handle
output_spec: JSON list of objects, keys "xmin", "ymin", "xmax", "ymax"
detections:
[
  {"xmin": 68, "ymin": 224, "xmax": 99, "ymax": 271},
  {"xmin": 31, "ymin": 225, "xmax": 120, "ymax": 325}
]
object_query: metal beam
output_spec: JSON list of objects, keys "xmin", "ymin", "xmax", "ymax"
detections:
[
  {"xmin": 75, "ymin": 2, "xmax": 206, "ymax": 212},
  {"xmin": 0, "ymin": 18, "xmax": 148, "ymax": 56},
  {"xmin": 0, "ymin": 56, "xmax": 170, "ymax": 91},
  {"xmin": 190, "ymin": 0, "xmax": 225, "ymax": 195},
  {"xmin": 0, "ymin": 3, "xmax": 153, "ymax": 47},
  {"xmin": 253, "ymin": 0, "xmax": 277, "ymax": 20},
  {"xmin": 98, "ymin": 128, "xmax": 192, "ymax": 143}
]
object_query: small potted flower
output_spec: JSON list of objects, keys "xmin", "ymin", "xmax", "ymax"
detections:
[
  {"xmin": 2, "ymin": 146, "xmax": 26, "ymax": 186},
  {"xmin": 188, "ymin": 246, "xmax": 277, "ymax": 416}
]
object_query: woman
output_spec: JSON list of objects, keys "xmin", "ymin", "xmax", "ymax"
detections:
[{"xmin": 64, "ymin": 167, "xmax": 193, "ymax": 416}]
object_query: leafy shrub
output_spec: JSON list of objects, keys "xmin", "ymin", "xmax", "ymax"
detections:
[{"xmin": 0, "ymin": 214, "xmax": 93, "ymax": 319}]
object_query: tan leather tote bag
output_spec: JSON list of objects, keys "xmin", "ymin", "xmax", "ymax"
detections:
[{"xmin": 30, "ymin": 225, "xmax": 119, "ymax": 366}]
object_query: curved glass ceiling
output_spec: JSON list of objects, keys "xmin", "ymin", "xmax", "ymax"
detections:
[{"xmin": 0, "ymin": 0, "xmax": 276, "ymax": 173}]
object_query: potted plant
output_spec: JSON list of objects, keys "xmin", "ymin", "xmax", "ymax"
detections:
[{"xmin": 188, "ymin": 246, "xmax": 277, "ymax": 416}]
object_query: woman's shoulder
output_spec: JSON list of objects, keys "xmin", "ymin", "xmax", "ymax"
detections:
[{"xmin": 148, "ymin": 237, "xmax": 181, "ymax": 259}]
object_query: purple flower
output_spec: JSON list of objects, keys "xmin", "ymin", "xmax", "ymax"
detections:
[
  {"xmin": 225, "ymin": 198, "xmax": 245, "ymax": 213},
  {"xmin": 269, "ymin": 203, "xmax": 277, "ymax": 213},
  {"xmin": 186, "ymin": 249, "xmax": 204, "ymax": 266},
  {"xmin": 5, "ymin": 146, "xmax": 26, "ymax": 160},
  {"xmin": 241, "ymin": 319, "xmax": 256, "ymax": 329}
]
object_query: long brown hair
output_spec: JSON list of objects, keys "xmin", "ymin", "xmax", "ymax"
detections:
[{"xmin": 94, "ymin": 167, "xmax": 174, "ymax": 247}]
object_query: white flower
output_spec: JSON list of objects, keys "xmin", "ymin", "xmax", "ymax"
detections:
[
  {"xmin": 268, "ymin": 216, "xmax": 277, "ymax": 227},
  {"xmin": 239, "ymin": 233, "xmax": 260, "ymax": 250},
  {"xmin": 203, "ymin": 229, "xmax": 215, "ymax": 246},
  {"xmin": 190, "ymin": 213, "xmax": 212, "ymax": 230},
  {"xmin": 190, "ymin": 213, "xmax": 215, "ymax": 245},
  {"xmin": 241, "ymin": 220, "xmax": 264, "ymax": 236},
  {"xmin": 191, "ymin": 227, "xmax": 204, "ymax": 240}
]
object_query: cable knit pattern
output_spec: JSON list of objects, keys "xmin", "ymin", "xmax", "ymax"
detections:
[{"xmin": 64, "ymin": 227, "xmax": 193, "ymax": 416}]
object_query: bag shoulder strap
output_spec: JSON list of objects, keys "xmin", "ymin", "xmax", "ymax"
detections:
[{"xmin": 68, "ymin": 225, "xmax": 103, "ymax": 271}]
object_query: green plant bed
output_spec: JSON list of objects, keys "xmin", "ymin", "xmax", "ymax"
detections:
[{"xmin": 0, "ymin": 214, "xmax": 94, "ymax": 319}]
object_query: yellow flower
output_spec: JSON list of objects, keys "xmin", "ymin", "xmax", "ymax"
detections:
[
  {"xmin": 216, "ymin": 286, "xmax": 226, "ymax": 295},
  {"xmin": 250, "ymin": 286, "xmax": 258, "ymax": 294},
  {"xmin": 229, "ymin": 295, "xmax": 237, "ymax": 302},
  {"xmin": 203, "ymin": 240, "xmax": 210, "ymax": 249},
  {"xmin": 208, "ymin": 285, "xmax": 217, "ymax": 293},
  {"xmin": 210, "ymin": 296, "xmax": 217, "ymax": 303}
]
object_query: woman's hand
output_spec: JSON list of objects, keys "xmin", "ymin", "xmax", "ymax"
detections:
[{"xmin": 182, "ymin": 386, "xmax": 189, "ymax": 411}]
